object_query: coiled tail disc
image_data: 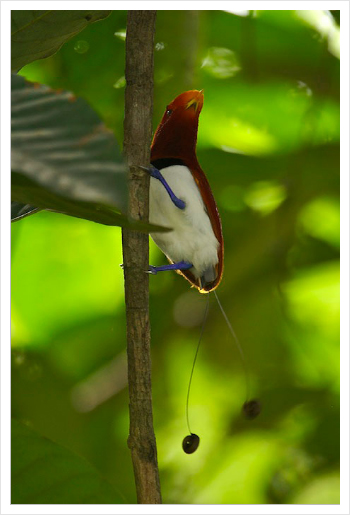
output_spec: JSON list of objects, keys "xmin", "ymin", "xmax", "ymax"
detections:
[
  {"xmin": 242, "ymin": 399, "xmax": 261, "ymax": 419},
  {"xmin": 182, "ymin": 433, "xmax": 200, "ymax": 454}
]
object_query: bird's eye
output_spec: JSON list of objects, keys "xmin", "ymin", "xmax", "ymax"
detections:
[{"xmin": 166, "ymin": 108, "xmax": 173, "ymax": 116}]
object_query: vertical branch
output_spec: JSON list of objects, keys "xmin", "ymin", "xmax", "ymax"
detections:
[{"xmin": 122, "ymin": 11, "xmax": 161, "ymax": 504}]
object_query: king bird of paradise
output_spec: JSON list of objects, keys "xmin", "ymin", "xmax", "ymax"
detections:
[{"xmin": 139, "ymin": 90, "xmax": 260, "ymax": 454}]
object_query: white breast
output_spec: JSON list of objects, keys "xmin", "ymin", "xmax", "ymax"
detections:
[{"xmin": 149, "ymin": 165, "xmax": 219, "ymax": 278}]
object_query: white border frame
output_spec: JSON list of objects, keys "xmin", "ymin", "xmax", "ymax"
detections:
[{"xmin": 1, "ymin": 2, "xmax": 349, "ymax": 514}]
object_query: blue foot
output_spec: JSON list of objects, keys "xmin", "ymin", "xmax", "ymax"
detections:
[
  {"xmin": 139, "ymin": 165, "xmax": 186, "ymax": 210},
  {"xmin": 147, "ymin": 261, "xmax": 193, "ymax": 275}
]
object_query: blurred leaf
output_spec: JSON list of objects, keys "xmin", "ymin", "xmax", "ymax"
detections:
[
  {"xmin": 11, "ymin": 10, "xmax": 111, "ymax": 71},
  {"xmin": 11, "ymin": 201, "xmax": 41, "ymax": 221},
  {"xmin": 201, "ymin": 47, "xmax": 241, "ymax": 78},
  {"xmin": 11, "ymin": 212, "xmax": 124, "ymax": 345},
  {"xmin": 198, "ymin": 84, "xmax": 339, "ymax": 155},
  {"xmin": 12, "ymin": 172, "xmax": 129, "ymax": 227},
  {"xmin": 223, "ymin": 10, "xmax": 339, "ymax": 96},
  {"xmin": 193, "ymin": 434, "xmax": 282, "ymax": 504},
  {"xmin": 11, "ymin": 74, "xmax": 166, "ymax": 232},
  {"xmin": 282, "ymin": 261, "xmax": 340, "ymax": 389},
  {"xmin": 11, "ymin": 73, "xmax": 127, "ymax": 220},
  {"xmin": 283, "ymin": 261, "xmax": 339, "ymax": 336},
  {"xmin": 198, "ymin": 144, "xmax": 339, "ymax": 194},
  {"xmin": 244, "ymin": 180, "xmax": 287, "ymax": 215},
  {"xmin": 298, "ymin": 196, "xmax": 340, "ymax": 248},
  {"xmin": 18, "ymin": 11, "xmax": 129, "ymax": 145},
  {"xmin": 329, "ymin": 10, "xmax": 340, "ymax": 26},
  {"xmin": 291, "ymin": 472, "xmax": 340, "ymax": 504},
  {"xmin": 11, "ymin": 419, "xmax": 123, "ymax": 503}
]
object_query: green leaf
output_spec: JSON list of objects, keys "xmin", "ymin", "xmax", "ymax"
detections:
[
  {"xmin": 11, "ymin": 10, "xmax": 111, "ymax": 71},
  {"xmin": 11, "ymin": 75, "xmax": 167, "ymax": 232},
  {"xmin": 11, "ymin": 419, "xmax": 124, "ymax": 503},
  {"xmin": 12, "ymin": 172, "xmax": 129, "ymax": 227},
  {"xmin": 292, "ymin": 472, "xmax": 340, "ymax": 504}
]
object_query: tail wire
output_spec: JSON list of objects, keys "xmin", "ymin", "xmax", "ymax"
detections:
[
  {"xmin": 185, "ymin": 293, "xmax": 210, "ymax": 435},
  {"xmin": 186, "ymin": 290, "xmax": 251, "ymax": 435},
  {"xmin": 214, "ymin": 290, "xmax": 251, "ymax": 401}
]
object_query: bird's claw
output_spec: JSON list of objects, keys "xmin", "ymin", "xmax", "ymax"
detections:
[
  {"xmin": 146, "ymin": 266, "xmax": 158, "ymax": 275},
  {"xmin": 122, "ymin": 263, "xmax": 158, "ymax": 275}
]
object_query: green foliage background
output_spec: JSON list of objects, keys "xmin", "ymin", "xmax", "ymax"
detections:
[{"xmin": 12, "ymin": 10, "xmax": 340, "ymax": 504}]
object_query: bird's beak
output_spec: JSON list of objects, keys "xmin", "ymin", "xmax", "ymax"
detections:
[{"xmin": 185, "ymin": 90, "xmax": 204, "ymax": 112}]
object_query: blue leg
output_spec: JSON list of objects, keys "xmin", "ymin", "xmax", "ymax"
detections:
[
  {"xmin": 139, "ymin": 165, "xmax": 186, "ymax": 210},
  {"xmin": 148, "ymin": 260, "xmax": 193, "ymax": 275}
]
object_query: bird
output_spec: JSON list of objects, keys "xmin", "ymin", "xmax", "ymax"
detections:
[
  {"xmin": 143, "ymin": 94, "xmax": 260, "ymax": 450},
  {"xmin": 143, "ymin": 90, "xmax": 223, "ymax": 293}
]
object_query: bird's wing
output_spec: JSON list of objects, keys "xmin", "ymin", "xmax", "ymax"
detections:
[{"xmin": 178, "ymin": 160, "xmax": 224, "ymax": 293}]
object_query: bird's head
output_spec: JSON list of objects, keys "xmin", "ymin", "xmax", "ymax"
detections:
[{"xmin": 151, "ymin": 90, "xmax": 204, "ymax": 162}]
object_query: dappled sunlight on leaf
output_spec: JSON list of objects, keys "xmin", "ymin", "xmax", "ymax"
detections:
[
  {"xmin": 113, "ymin": 76, "xmax": 126, "ymax": 89},
  {"xmin": 193, "ymin": 434, "xmax": 282, "ymax": 504},
  {"xmin": 296, "ymin": 10, "xmax": 340, "ymax": 58},
  {"xmin": 114, "ymin": 29, "xmax": 126, "ymax": 41},
  {"xmin": 244, "ymin": 181, "xmax": 287, "ymax": 215},
  {"xmin": 281, "ymin": 261, "xmax": 339, "ymax": 389},
  {"xmin": 298, "ymin": 196, "xmax": 340, "ymax": 248},
  {"xmin": 200, "ymin": 112, "xmax": 278, "ymax": 155},
  {"xmin": 225, "ymin": 9, "xmax": 250, "ymax": 18},
  {"xmin": 11, "ymin": 303, "xmax": 31, "ymax": 347},
  {"xmin": 201, "ymin": 47, "xmax": 241, "ymax": 79},
  {"xmin": 282, "ymin": 261, "xmax": 339, "ymax": 334}
]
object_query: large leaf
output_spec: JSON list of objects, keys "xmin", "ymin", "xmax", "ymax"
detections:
[
  {"xmin": 11, "ymin": 173, "xmax": 130, "ymax": 227},
  {"xmin": 11, "ymin": 74, "xmax": 165, "ymax": 232},
  {"xmin": 11, "ymin": 10, "xmax": 111, "ymax": 71},
  {"xmin": 11, "ymin": 419, "xmax": 124, "ymax": 504}
]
